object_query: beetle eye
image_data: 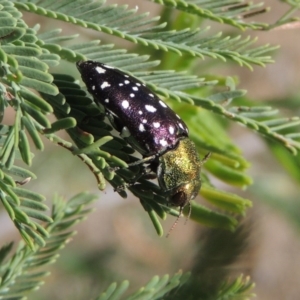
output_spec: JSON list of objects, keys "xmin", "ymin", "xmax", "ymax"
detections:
[{"xmin": 170, "ymin": 191, "xmax": 187, "ymax": 208}]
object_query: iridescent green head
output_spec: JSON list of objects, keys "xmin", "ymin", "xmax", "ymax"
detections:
[{"xmin": 157, "ymin": 137, "xmax": 202, "ymax": 211}]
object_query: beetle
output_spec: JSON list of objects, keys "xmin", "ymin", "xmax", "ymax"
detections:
[{"xmin": 76, "ymin": 60, "xmax": 210, "ymax": 235}]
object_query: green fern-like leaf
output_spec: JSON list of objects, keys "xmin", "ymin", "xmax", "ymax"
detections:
[
  {"xmin": 0, "ymin": 192, "xmax": 97, "ymax": 298},
  {"xmin": 96, "ymin": 270, "xmax": 190, "ymax": 300},
  {"xmin": 14, "ymin": 0, "xmax": 276, "ymax": 69},
  {"xmin": 216, "ymin": 275, "xmax": 255, "ymax": 300},
  {"xmin": 151, "ymin": 0, "xmax": 268, "ymax": 30}
]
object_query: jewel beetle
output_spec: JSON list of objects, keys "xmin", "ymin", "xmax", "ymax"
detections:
[{"xmin": 76, "ymin": 60, "xmax": 210, "ymax": 234}]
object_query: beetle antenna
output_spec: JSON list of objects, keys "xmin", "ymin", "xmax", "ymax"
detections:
[
  {"xmin": 166, "ymin": 216, "xmax": 180, "ymax": 238},
  {"xmin": 166, "ymin": 206, "xmax": 184, "ymax": 238}
]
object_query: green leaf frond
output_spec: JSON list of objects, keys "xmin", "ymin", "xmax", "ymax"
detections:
[
  {"xmin": 187, "ymin": 94, "xmax": 300, "ymax": 155},
  {"xmin": 0, "ymin": 192, "xmax": 97, "ymax": 298},
  {"xmin": 0, "ymin": 1, "xmax": 78, "ymax": 247},
  {"xmin": 151, "ymin": 0, "xmax": 268, "ymax": 30},
  {"xmin": 96, "ymin": 271, "xmax": 190, "ymax": 300},
  {"xmin": 216, "ymin": 275, "xmax": 255, "ymax": 300},
  {"xmin": 0, "ymin": 124, "xmax": 53, "ymax": 249},
  {"xmin": 177, "ymin": 274, "xmax": 255, "ymax": 300},
  {"xmin": 154, "ymin": 0, "xmax": 300, "ymax": 32},
  {"xmin": 13, "ymin": 0, "xmax": 276, "ymax": 69},
  {"xmin": 0, "ymin": 1, "xmax": 61, "ymax": 167},
  {"xmin": 262, "ymin": 0, "xmax": 300, "ymax": 30}
]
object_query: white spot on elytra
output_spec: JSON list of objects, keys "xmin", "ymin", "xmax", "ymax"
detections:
[
  {"xmin": 160, "ymin": 139, "xmax": 168, "ymax": 147},
  {"xmin": 138, "ymin": 110, "xmax": 143, "ymax": 115},
  {"xmin": 122, "ymin": 100, "xmax": 129, "ymax": 109},
  {"xmin": 96, "ymin": 66, "xmax": 106, "ymax": 74},
  {"xmin": 145, "ymin": 105, "xmax": 156, "ymax": 112},
  {"xmin": 119, "ymin": 83, "xmax": 124, "ymax": 86},
  {"xmin": 159, "ymin": 100, "xmax": 167, "ymax": 108},
  {"xmin": 104, "ymin": 98, "xmax": 109, "ymax": 103},
  {"xmin": 142, "ymin": 119, "xmax": 147, "ymax": 123},
  {"xmin": 179, "ymin": 123, "xmax": 184, "ymax": 129},
  {"xmin": 136, "ymin": 83, "xmax": 141, "ymax": 86},
  {"xmin": 169, "ymin": 126, "xmax": 174, "ymax": 134},
  {"xmin": 132, "ymin": 86, "xmax": 138, "ymax": 91},
  {"xmin": 149, "ymin": 93, "xmax": 154, "ymax": 98},
  {"xmin": 124, "ymin": 80, "xmax": 130, "ymax": 84},
  {"xmin": 92, "ymin": 85, "xmax": 95, "ymax": 90},
  {"xmin": 153, "ymin": 122, "xmax": 160, "ymax": 128},
  {"xmin": 139, "ymin": 124, "xmax": 145, "ymax": 132},
  {"xmin": 124, "ymin": 75, "xmax": 129, "ymax": 78},
  {"xmin": 101, "ymin": 82, "xmax": 110, "ymax": 89},
  {"xmin": 176, "ymin": 114, "xmax": 181, "ymax": 119},
  {"xmin": 130, "ymin": 93, "xmax": 135, "ymax": 98}
]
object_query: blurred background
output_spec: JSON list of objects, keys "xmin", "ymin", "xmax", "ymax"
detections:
[{"xmin": 1, "ymin": 1, "xmax": 300, "ymax": 299}]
